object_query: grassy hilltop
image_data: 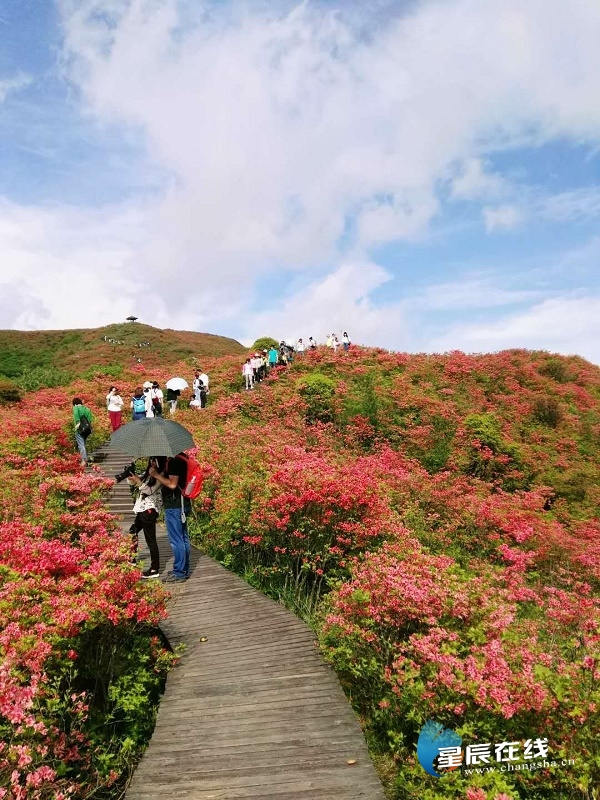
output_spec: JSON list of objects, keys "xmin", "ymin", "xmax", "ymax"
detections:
[{"xmin": 0, "ymin": 322, "xmax": 245, "ymax": 379}]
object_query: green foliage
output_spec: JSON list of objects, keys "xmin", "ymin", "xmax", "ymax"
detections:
[
  {"xmin": 297, "ymin": 373, "xmax": 337, "ymax": 423},
  {"xmin": 342, "ymin": 373, "xmax": 380, "ymax": 429},
  {"xmin": 252, "ymin": 336, "xmax": 279, "ymax": 351},
  {"xmin": 539, "ymin": 357, "xmax": 572, "ymax": 383},
  {"xmin": 465, "ymin": 412, "xmax": 505, "ymax": 451},
  {"xmin": 463, "ymin": 412, "xmax": 526, "ymax": 487},
  {"xmin": 0, "ymin": 376, "xmax": 22, "ymax": 404},
  {"xmin": 418, "ymin": 414, "xmax": 455, "ymax": 473},
  {"xmin": 36, "ymin": 624, "xmax": 176, "ymax": 794},
  {"xmin": 15, "ymin": 365, "xmax": 72, "ymax": 391},
  {"xmin": 0, "ymin": 347, "xmax": 52, "ymax": 377},
  {"xmin": 532, "ymin": 396, "xmax": 562, "ymax": 428},
  {"xmin": 81, "ymin": 363, "xmax": 124, "ymax": 380}
]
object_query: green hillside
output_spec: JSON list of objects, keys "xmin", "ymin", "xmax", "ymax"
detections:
[{"xmin": 0, "ymin": 322, "xmax": 245, "ymax": 379}]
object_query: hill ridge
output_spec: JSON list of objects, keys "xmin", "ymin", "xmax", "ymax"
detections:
[{"xmin": 0, "ymin": 322, "xmax": 245, "ymax": 377}]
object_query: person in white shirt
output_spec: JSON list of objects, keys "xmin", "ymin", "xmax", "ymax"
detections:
[
  {"xmin": 342, "ymin": 331, "xmax": 350, "ymax": 352},
  {"xmin": 326, "ymin": 334, "xmax": 333, "ymax": 348},
  {"xmin": 199, "ymin": 371, "xmax": 209, "ymax": 391},
  {"xmin": 296, "ymin": 338, "xmax": 305, "ymax": 355},
  {"xmin": 308, "ymin": 337, "xmax": 317, "ymax": 350},
  {"xmin": 332, "ymin": 336, "xmax": 340, "ymax": 352},
  {"xmin": 106, "ymin": 387, "xmax": 124, "ymax": 431},
  {"xmin": 251, "ymin": 354, "xmax": 262, "ymax": 382},
  {"xmin": 242, "ymin": 358, "xmax": 254, "ymax": 390},
  {"xmin": 143, "ymin": 385, "xmax": 154, "ymax": 417},
  {"xmin": 150, "ymin": 382, "xmax": 164, "ymax": 416}
]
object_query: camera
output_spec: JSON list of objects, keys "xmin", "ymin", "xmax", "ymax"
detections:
[{"xmin": 114, "ymin": 462, "xmax": 136, "ymax": 483}]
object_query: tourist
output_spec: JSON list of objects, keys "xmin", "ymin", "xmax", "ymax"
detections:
[
  {"xmin": 143, "ymin": 382, "xmax": 154, "ymax": 418},
  {"xmin": 192, "ymin": 371, "xmax": 207, "ymax": 408},
  {"xmin": 296, "ymin": 338, "xmax": 305, "ymax": 356},
  {"xmin": 106, "ymin": 386, "xmax": 124, "ymax": 431},
  {"xmin": 342, "ymin": 331, "xmax": 350, "ymax": 352},
  {"xmin": 192, "ymin": 370, "xmax": 202, "ymax": 396},
  {"xmin": 148, "ymin": 454, "xmax": 191, "ymax": 583},
  {"xmin": 242, "ymin": 358, "xmax": 254, "ymax": 390},
  {"xmin": 198, "ymin": 368, "xmax": 209, "ymax": 392},
  {"xmin": 166, "ymin": 387, "xmax": 180, "ymax": 415},
  {"xmin": 150, "ymin": 382, "xmax": 163, "ymax": 416},
  {"xmin": 326, "ymin": 333, "xmax": 333, "ymax": 348},
  {"xmin": 72, "ymin": 397, "xmax": 93, "ymax": 467},
  {"xmin": 333, "ymin": 335, "xmax": 340, "ymax": 353},
  {"xmin": 251, "ymin": 353, "xmax": 263, "ymax": 382},
  {"xmin": 126, "ymin": 459, "xmax": 163, "ymax": 579},
  {"xmin": 308, "ymin": 336, "xmax": 317, "ymax": 350},
  {"xmin": 268, "ymin": 345, "xmax": 278, "ymax": 369},
  {"xmin": 198, "ymin": 379, "xmax": 208, "ymax": 408},
  {"xmin": 131, "ymin": 387, "xmax": 147, "ymax": 420}
]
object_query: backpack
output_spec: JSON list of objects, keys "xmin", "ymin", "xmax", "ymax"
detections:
[
  {"xmin": 152, "ymin": 398, "xmax": 162, "ymax": 414},
  {"xmin": 170, "ymin": 453, "xmax": 204, "ymax": 499},
  {"xmin": 133, "ymin": 396, "xmax": 146, "ymax": 414},
  {"xmin": 78, "ymin": 413, "xmax": 92, "ymax": 438}
]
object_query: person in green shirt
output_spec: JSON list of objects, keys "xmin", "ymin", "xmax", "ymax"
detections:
[{"xmin": 72, "ymin": 397, "xmax": 93, "ymax": 467}]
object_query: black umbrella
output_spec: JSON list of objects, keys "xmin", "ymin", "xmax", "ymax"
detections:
[{"xmin": 109, "ymin": 417, "xmax": 195, "ymax": 458}]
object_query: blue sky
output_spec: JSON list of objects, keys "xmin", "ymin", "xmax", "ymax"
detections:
[{"xmin": 1, "ymin": 0, "xmax": 600, "ymax": 361}]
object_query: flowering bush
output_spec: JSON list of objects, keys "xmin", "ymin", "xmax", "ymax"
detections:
[
  {"xmin": 0, "ymin": 392, "xmax": 173, "ymax": 799},
  {"xmin": 182, "ymin": 347, "xmax": 600, "ymax": 799},
  {"xmin": 4, "ymin": 345, "xmax": 598, "ymax": 799}
]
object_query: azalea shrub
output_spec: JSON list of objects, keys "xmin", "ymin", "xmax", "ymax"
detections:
[
  {"xmin": 321, "ymin": 541, "xmax": 599, "ymax": 799},
  {"xmin": 183, "ymin": 347, "xmax": 600, "ymax": 799},
  {"xmin": 3, "ymin": 346, "xmax": 599, "ymax": 800},
  {"xmin": 0, "ymin": 391, "xmax": 174, "ymax": 799}
]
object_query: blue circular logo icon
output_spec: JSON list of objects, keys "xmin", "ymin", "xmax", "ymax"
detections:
[{"xmin": 417, "ymin": 720, "xmax": 463, "ymax": 777}]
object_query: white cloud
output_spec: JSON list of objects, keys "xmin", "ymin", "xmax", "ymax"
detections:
[
  {"xmin": 483, "ymin": 205, "xmax": 524, "ymax": 231},
  {"xmin": 483, "ymin": 185, "xmax": 600, "ymax": 233},
  {"xmin": 1, "ymin": 0, "xmax": 599, "ymax": 347},
  {"xmin": 414, "ymin": 277, "xmax": 543, "ymax": 310},
  {"xmin": 54, "ymin": 0, "xmax": 600, "ymax": 292},
  {"xmin": 450, "ymin": 158, "xmax": 509, "ymax": 201},
  {"xmin": 429, "ymin": 294, "xmax": 600, "ymax": 363},
  {"xmin": 244, "ymin": 262, "xmax": 407, "ymax": 348}
]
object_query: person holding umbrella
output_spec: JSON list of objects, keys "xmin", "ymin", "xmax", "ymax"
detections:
[
  {"xmin": 165, "ymin": 377, "xmax": 188, "ymax": 415},
  {"xmin": 148, "ymin": 454, "xmax": 191, "ymax": 583},
  {"xmin": 110, "ymin": 417, "xmax": 195, "ymax": 583}
]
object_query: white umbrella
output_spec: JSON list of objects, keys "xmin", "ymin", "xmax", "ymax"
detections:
[{"xmin": 166, "ymin": 377, "xmax": 189, "ymax": 391}]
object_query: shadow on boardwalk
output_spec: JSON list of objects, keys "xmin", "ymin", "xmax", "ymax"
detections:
[{"xmin": 94, "ymin": 444, "xmax": 386, "ymax": 800}]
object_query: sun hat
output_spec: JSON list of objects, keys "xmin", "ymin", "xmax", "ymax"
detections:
[{"xmin": 143, "ymin": 380, "xmax": 153, "ymax": 389}]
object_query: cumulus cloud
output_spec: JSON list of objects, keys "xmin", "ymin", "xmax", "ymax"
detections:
[
  {"xmin": 483, "ymin": 205, "xmax": 524, "ymax": 231},
  {"xmin": 429, "ymin": 294, "xmax": 600, "ymax": 363},
  {"xmin": 243, "ymin": 261, "xmax": 407, "ymax": 347},
  {"xmin": 52, "ymin": 0, "xmax": 600, "ymax": 311},
  {"xmin": 0, "ymin": 199, "xmax": 148, "ymax": 329},
  {"xmin": 1, "ymin": 0, "xmax": 600, "ymax": 352},
  {"xmin": 450, "ymin": 158, "xmax": 509, "ymax": 201}
]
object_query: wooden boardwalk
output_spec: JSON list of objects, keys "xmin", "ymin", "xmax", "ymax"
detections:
[{"xmin": 93, "ymin": 444, "xmax": 385, "ymax": 800}]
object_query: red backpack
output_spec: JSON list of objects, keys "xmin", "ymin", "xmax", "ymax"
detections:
[{"xmin": 171, "ymin": 453, "xmax": 204, "ymax": 500}]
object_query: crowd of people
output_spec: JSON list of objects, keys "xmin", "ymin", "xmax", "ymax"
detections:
[
  {"xmin": 70, "ymin": 335, "xmax": 350, "ymax": 581},
  {"xmin": 106, "ymin": 381, "xmax": 164, "ymax": 431},
  {"xmin": 102, "ymin": 368, "xmax": 210, "ymax": 432},
  {"xmin": 242, "ymin": 332, "xmax": 350, "ymax": 389}
]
